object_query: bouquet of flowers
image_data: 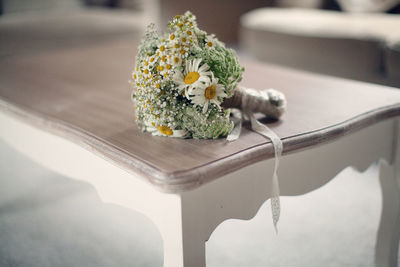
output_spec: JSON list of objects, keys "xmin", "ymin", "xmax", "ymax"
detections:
[
  {"xmin": 131, "ymin": 11, "xmax": 286, "ymax": 141},
  {"xmin": 131, "ymin": 11, "xmax": 245, "ymax": 139}
]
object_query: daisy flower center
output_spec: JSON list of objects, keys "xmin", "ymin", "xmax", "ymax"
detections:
[
  {"xmin": 204, "ymin": 85, "xmax": 217, "ymax": 99},
  {"xmin": 184, "ymin": 71, "xmax": 200, "ymax": 84},
  {"xmin": 158, "ymin": 125, "xmax": 173, "ymax": 136}
]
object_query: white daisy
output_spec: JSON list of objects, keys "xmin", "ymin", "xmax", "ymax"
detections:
[
  {"xmin": 180, "ymin": 35, "xmax": 190, "ymax": 46},
  {"xmin": 178, "ymin": 45, "xmax": 189, "ymax": 58},
  {"xmin": 145, "ymin": 122, "xmax": 188, "ymax": 138},
  {"xmin": 157, "ymin": 44, "xmax": 168, "ymax": 57},
  {"xmin": 170, "ymin": 55, "xmax": 182, "ymax": 66},
  {"xmin": 148, "ymin": 55, "xmax": 157, "ymax": 67},
  {"xmin": 170, "ymin": 41, "xmax": 182, "ymax": 55},
  {"xmin": 205, "ymin": 35, "xmax": 216, "ymax": 48},
  {"xmin": 173, "ymin": 58, "xmax": 212, "ymax": 98},
  {"xmin": 189, "ymin": 77, "xmax": 227, "ymax": 113},
  {"xmin": 169, "ymin": 33, "xmax": 177, "ymax": 42},
  {"xmin": 141, "ymin": 64, "xmax": 152, "ymax": 79}
]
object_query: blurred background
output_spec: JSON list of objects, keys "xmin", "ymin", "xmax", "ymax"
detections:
[
  {"xmin": 1, "ymin": 0, "xmax": 400, "ymax": 266},
  {"xmin": 1, "ymin": 0, "xmax": 400, "ymax": 86}
]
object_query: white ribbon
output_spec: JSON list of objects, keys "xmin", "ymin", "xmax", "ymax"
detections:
[{"xmin": 227, "ymin": 88, "xmax": 283, "ymax": 233}]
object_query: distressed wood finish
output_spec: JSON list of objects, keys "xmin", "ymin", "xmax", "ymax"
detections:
[{"xmin": 0, "ymin": 38, "xmax": 400, "ymax": 192}]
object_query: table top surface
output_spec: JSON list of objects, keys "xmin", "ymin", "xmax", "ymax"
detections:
[{"xmin": 1, "ymin": 36, "xmax": 400, "ymax": 192}]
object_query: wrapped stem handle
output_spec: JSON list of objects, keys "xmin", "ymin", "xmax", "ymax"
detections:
[{"xmin": 222, "ymin": 87, "xmax": 287, "ymax": 120}]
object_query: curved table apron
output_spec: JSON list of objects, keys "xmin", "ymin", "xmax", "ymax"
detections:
[{"xmin": 0, "ymin": 39, "xmax": 400, "ymax": 267}]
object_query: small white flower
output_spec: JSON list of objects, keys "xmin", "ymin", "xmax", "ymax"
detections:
[
  {"xmin": 177, "ymin": 45, "xmax": 189, "ymax": 58},
  {"xmin": 170, "ymin": 41, "xmax": 182, "ymax": 55},
  {"xmin": 189, "ymin": 77, "xmax": 227, "ymax": 113},
  {"xmin": 157, "ymin": 44, "xmax": 168, "ymax": 57},
  {"xmin": 170, "ymin": 55, "xmax": 182, "ymax": 66},
  {"xmin": 148, "ymin": 55, "xmax": 157, "ymax": 67},
  {"xmin": 145, "ymin": 122, "xmax": 188, "ymax": 138},
  {"xmin": 173, "ymin": 58, "xmax": 212, "ymax": 97},
  {"xmin": 169, "ymin": 33, "xmax": 177, "ymax": 42},
  {"xmin": 205, "ymin": 35, "xmax": 216, "ymax": 48},
  {"xmin": 141, "ymin": 64, "xmax": 152, "ymax": 79}
]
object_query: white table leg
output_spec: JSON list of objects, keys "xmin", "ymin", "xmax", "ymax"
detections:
[
  {"xmin": 376, "ymin": 120, "xmax": 400, "ymax": 267},
  {"xmin": 159, "ymin": 197, "xmax": 206, "ymax": 267}
]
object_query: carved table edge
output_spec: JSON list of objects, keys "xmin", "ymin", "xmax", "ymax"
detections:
[{"xmin": 1, "ymin": 96, "xmax": 399, "ymax": 194}]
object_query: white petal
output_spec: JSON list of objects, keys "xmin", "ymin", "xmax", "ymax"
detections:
[
  {"xmin": 210, "ymin": 99, "xmax": 221, "ymax": 106},
  {"xmin": 185, "ymin": 87, "xmax": 193, "ymax": 99},
  {"xmin": 173, "ymin": 70, "xmax": 184, "ymax": 81},
  {"xmin": 198, "ymin": 76, "xmax": 211, "ymax": 84},
  {"xmin": 217, "ymin": 90, "xmax": 227, "ymax": 98},
  {"xmin": 191, "ymin": 96, "xmax": 206, "ymax": 105},
  {"xmin": 198, "ymin": 63, "xmax": 210, "ymax": 73},
  {"xmin": 202, "ymin": 101, "xmax": 209, "ymax": 113},
  {"xmin": 173, "ymin": 129, "xmax": 188, "ymax": 138},
  {"xmin": 193, "ymin": 58, "xmax": 202, "ymax": 71},
  {"xmin": 185, "ymin": 60, "xmax": 191, "ymax": 73}
]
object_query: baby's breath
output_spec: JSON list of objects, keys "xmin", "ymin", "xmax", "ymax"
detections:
[{"xmin": 131, "ymin": 11, "xmax": 244, "ymax": 139}]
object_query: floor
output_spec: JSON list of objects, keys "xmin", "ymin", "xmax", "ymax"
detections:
[{"xmin": 0, "ymin": 138, "xmax": 398, "ymax": 267}]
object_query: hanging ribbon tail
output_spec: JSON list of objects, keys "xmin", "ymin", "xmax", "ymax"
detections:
[
  {"xmin": 249, "ymin": 114, "xmax": 283, "ymax": 234},
  {"xmin": 227, "ymin": 109, "xmax": 243, "ymax": 142}
]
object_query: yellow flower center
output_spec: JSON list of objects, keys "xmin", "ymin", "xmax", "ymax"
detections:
[
  {"xmin": 155, "ymin": 83, "xmax": 160, "ymax": 88},
  {"xmin": 207, "ymin": 41, "xmax": 213, "ymax": 47},
  {"xmin": 187, "ymin": 30, "xmax": 192, "ymax": 35},
  {"xmin": 158, "ymin": 125, "xmax": 173, "ymax": 136},
  {"xmin": 174, "ymin": 43, "xmax": 180, "ymax": 49},
  {"xmin": 150, "ymin": 57, "xmax": 155, "ymax": 62},
  {"xmin": 160, "ymin": 46, "xmax": 165, "ymax": 52},
  {"xmin": 174, "ymin": 57, "xmax": 180, "ymax": 63},
  {"xmin": 184, "ymin": 72, "xmax": 200, "ymax": 84},
  {"xmin": 143, "ymin": 69, "xmax": 149, "ymax": 74},
  {"xmin": 166, "ymin": 64, "xmax": 172, "ymax": 70},
  {"xmin": 204, "ymin": 85, "xmax": 216, "ymax": 100},
  {"xmin": 182, "ymin": 37, "xmax": 187, "ymax": 42},
  {"xmin": 178, "ymin": 23, "xmax": 184, "ymax": 27},
  {"xmin": 157, "ymin": 65, "xmax": 164, "ymax": 71},
  {"xmin": 180, "ymin": 50, "xmax": 186, "ymax": 55},
  {"xmin": 161, "ymin": 55, "xmax": 167, "ymax": 62},
  {"xmin": 170, "ymin": 34, "xmax": 175, "ymax": 40}
]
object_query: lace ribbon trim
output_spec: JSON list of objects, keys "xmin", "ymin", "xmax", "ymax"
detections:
[{"xmin": 227, "ymin": 87, "xmax": 283, "ymax": 232}]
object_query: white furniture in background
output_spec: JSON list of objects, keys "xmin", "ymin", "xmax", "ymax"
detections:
[{"xmin": 240, "ymin": 8, "xmax": 400, "ymax": 88}]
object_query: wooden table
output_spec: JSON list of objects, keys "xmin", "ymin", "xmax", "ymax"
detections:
[{"xmin": 0, "ymin": 38, "xmax": 400, "ymax": 267}]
